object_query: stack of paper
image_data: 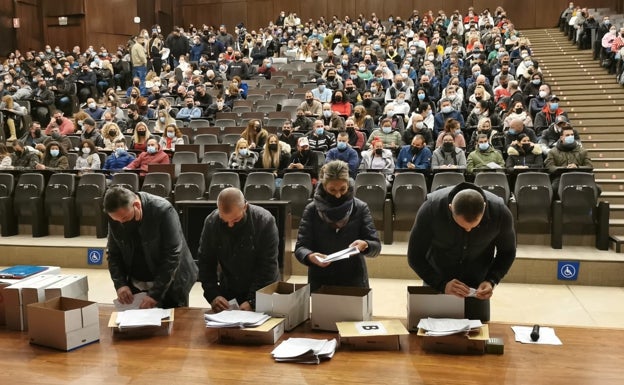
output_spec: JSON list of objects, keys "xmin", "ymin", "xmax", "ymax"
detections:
[
  {"xmin": 511, "ymin": 326, "xmax": 563, "ymax": 345},
  {"xmin": 116, "ymin": 308, "xmax": 172, "ymax": 329},
  {"xmin": 204, "ymin": 310, "xmax": 270, "ymax": 328},
  {"xmin": 417, "ymin": 318, "xmax": 484, "ymax": 336},
  {"xmin": 315, "ymin": 246, "xmax": 359, "ymax": 264},
  {"xmin": 271, "ymin": 338, "xmax": 337, "ymax": 364}
]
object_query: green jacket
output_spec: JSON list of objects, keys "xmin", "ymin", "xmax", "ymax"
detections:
[
  {"xmin": 544, "ymin": 143, "xmax": 592, "ymax": 172},
  {"xmin": 467, "ymin": 146, "xmax": 505, "ymax": 173}
]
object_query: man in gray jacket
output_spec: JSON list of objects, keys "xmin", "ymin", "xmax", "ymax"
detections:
[
  {"xmin": 197, "ymin": 188, "xmax": 280, "ymax": 312},
  {"xmin": 104, "ymin": 186, "xmax": 199, "ymax": 309}
]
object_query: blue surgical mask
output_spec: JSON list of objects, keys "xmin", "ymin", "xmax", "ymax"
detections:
[
  {"xmin": 417, "ymin": 93, "xmax": 425, "ymax": 101},
  {"xmin": 315, "ymin": 128, "xmax": 324, "ymax": 135},
  {"xmin": 323, "ymin": 110, "xmax": 332, "ymax": 118},
  {"xmin": 564, "ymin": 135, "xmax": 575, "ymax": 144},
  {"xmin": 318, "ymin": 85, "xmax": 326, "ymax": 92},
  {"xmin": 550, "ymin": 103, "xmax": 559, "ymax": 110},
  {"xmin": 167, "ymin": 132, "xmax": 175, "ymax": 138},
  {"xmin": 441, "ymin": 106, "xmax": 453, "ymax": 114},
  {"xmin": 508, "ymin": 128, "xmax": 516, "ymax": 135},
  {"xmin": 115, "ymin": 148, "xmax": 126, "ymax": 156},
  {"xmin": 146, "ymin": 146, "xmax": 157, "ymax": 154},
  {"xmin": 473, "ymin": 71, "xmax": 481, "ymax": 77},
  {"xmin": 266, "ymin": 62, "xmax": 272, "ymax": 68},
  {"xmin": 455, "ymin": 129, "xmax": 462, "ymax": 136},
  {"xmin": 239, "ymin": 148, "xmax": 249, "ymax": 156},
  {"xmin": 337, "ymin": 142, "xmax": 347, "ymax": 150},
  {"xmin": 478, "ymin": 142, "xmax": 490, "ymax": 151},
  {"xmin": 50, "ymin": 149, "xmax": 60, "ymax": 157},
  {"xmin": 382, "ymin": 126, "xmax": 392, "ymax": 134},
  {"xmin": 532, "ymin": 79, "xmax": 541, "ymax": 85}
]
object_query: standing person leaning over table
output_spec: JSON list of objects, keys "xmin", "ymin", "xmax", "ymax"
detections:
[{"xmin": 295, "ymin": 160, "xmax": 381, "ymax": 292}]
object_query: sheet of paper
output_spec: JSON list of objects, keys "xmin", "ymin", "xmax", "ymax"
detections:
[
  {"xmin": 116, "ymin": 308, "xmax": 171, "ymax": 328},
  {"xmin": 417, "ymin": 318, "xmax": 483, "ymax": 336},
  {"xmin": 228, "ymin": 298, "xmax": 240, "ymax": 310},
  {"xmin": 512, "ymin": 326, "xmax": 563, "ymax": 345},
  {"xmin": 317, "ymin": 246, "xmax": 359, "ymax": 264},
  {"xmin": 113, "ymin": 292, "xmax": 147, "ymax": 311},
  {"xmin": 204, "ymin": 310, "xmax": 270, "ymax": 328}
]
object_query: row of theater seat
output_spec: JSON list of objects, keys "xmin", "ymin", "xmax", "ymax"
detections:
[{"xmin": 0, "ymin": 169, "xmax": 608, "ymax": 249}]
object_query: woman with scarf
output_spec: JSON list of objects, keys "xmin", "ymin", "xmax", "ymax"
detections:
[{"xmin": 295, "ymin": 160, "xmax": 381, "ymax": 292}]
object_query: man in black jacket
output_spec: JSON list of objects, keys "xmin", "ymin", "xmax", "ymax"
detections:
[
  {"xmin": 104, "ymin": 186, "xmax": 199, "ymax": 308},
  {"xmin": 197, "ymin": 188, "xmax": 280, "ymax": 312},
  {"xmin": 407, "ymin": 182, "xmax": 516, "ymax": 321}
]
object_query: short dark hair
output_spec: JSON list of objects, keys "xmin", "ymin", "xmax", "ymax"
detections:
[
  {"xmin": 103, "ymin": 186, "xmax": 137, "ymax": 213},
  {"xmin": 451, "ymin": 189, "xmax": 486, "ymax": 222}
]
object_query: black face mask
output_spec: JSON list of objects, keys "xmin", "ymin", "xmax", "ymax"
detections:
[
  {"xmin": 442, "ymin": 142, "xmax": 454, "ymax": 152},
  {"xmin": 521, "ymin": 143, "xmax": 533, "ymax": 153},
  {"xmin": 14, "ymin": 150, "xmax": 22, "ymax": 156},
  {"xmin": 137, "ymin": 131, "xmax": 146, "ymax": 136},
  {"xmin": 306, "ymin": 99, "xmax": 313, "ymax": 105},
  {"xmin": 282, "ymin": 129, "xmax": 291, "ymax": 136},
  {"xmin": 269, "ymin": 143, "xmax": 278, "ymax": 152},
  {"xmin": 187, "ymin": 103, "xmax": 194, "ymax": 108},
  {"xmin": 374, "ymin": 148, "xmax": 383, "ymax": 155},
  {"xmin": 411, "ymin": 146, "xmax": 422, "ymax": 155},
  {"xmin": 362, "ymin": 100, "xmax": 371, "ymax": 107}
]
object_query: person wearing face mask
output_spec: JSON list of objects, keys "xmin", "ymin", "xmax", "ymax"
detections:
[
  {"xmin": 529, "ymin": 84, "xmax": 551, "ymax": 121},
  {"xmin": 175, "ymin": 97, "xmax": 202, "ymax": 122},
  {"xmin": 104, "ymin": 185, "xmax": 198, "ymax": 309},
  {"xmin": 101, "ymin": 122, "xmax": 124, "ymax": 150},
  {"xmin": 225, "ymin": 50, "xmax": 250, "ymax": 80},
  {"xmin": 466, "ymin": 134, "xmax": 504, "ymax": 173},
  {"xmin": 35, "ymin": 141, "xmax": 69, "ymax": 170},
  {"xmin": 103, "ymin": 138, "xmax": 134, "ymax": 170},
  {"xmin": 433, "ymin": 98, "xmax": 465, "ymax": 138},
  {"xmin": 295, "ymin": 160, "xmax": 381, "ymax": 292},
  {"xmin": 311, "ymin": 78, "xmax": 333, "ymax": 103},
  {"xmin": 257, "ymin": 133, "xmax": 291, "ymax": 182},
  {"xmin": 397, "ymin": 134, "xmax": 432, "ymax": 170},
  {"xmin": 431, "ymin": 132, "xmax": 467, "ymax": 169},
  {"xmin": 74, "ymin": 139, "xmax": 101, "ymax": 171},
  {"xmin": 10, "ymin": 140, "xmax": 40, "ymax": 169},
  {"xmin": 506, "ymin": 132, "xmax": 544, "ymax": 170},
  {"xmin": 277, "ymin": 121, "xmax": 296, "ymax": 153},
  {"xmin": 504, "ymin": 117, "xmax": 539, "ymax": 150},
  {"xmin": 83, "ymin": 97, "xmax": 104, "ymax": 120},
  {"xmin": 45, "ymin": 111, "xmax": 75, "ymax": 136},
  {"xmin": 325, "ymin": 131, "xmax": 360, "ymax": 179},
  {"xmin": 299, "ymin": 91, "xmax": 323, "ymax": 118},
  {"xmin": 124, "ymin": 138, "xmax": 169, "ymax": 176},
  {"xmin": 228, "ymin": 138, "xmax": 258, "ymax": 169},
  {"xmin": 241, "ymin": 119, "xmax": 268, "ymax": 150},
  {"xmin": 403, "ymin": 114, "xmax": 434, "ymax": 149},
  {"xmin": 307, "ymin": 120, "xmax": 337, "ymax": 153},
  {"xmin": 545, "ymin": 126, "xmax": 595, "ymax": 198},
  {"xmin": 360, "ymin": 137, "xmax": 395, "ymax": 184},
  {"xmin": 79, "ymin": 118, "xmax": 104, "ymax": 149},
  {"xmin": 321, "ymin": 103, "xmax": 345, "ymax": 131},
  {"xmin": 197, "ymin": 187, "xmax": 279, "ymax": 312},
  {"xmin": 20, "ymin": 122, "xmax": 47, "ymax": 148},
  {"xmin": 76, "ymin": 63, "xmax": 97, "ymax": 103},
  {"xmin": 129, "ymin": 122, "xmax": 154, "ymax": 152},
  {"xmin": 533, "ymin": 94, "xmax": 568, "ymax": 138},
  {"xmin": 158, "ymin": 124, "xmax": 184, "ymax": 151},
  {"xmin": 538, "ymin": 116, "xmax": 581, "ymax": 155},
  {"xmin": 367, "ymin": 118, "xmax": 403, "ymax": 152}
]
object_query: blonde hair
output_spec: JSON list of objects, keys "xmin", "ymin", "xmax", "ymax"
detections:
[
  {"xmin": 102, "ymin": 122, "xmax": 121, "ymax": 139},
  {"xmin": 132, "ymin": 122, "xmax": 150, "ymax": 143},
  {"xmin": 261, "ymin": 134, "xmax": 281, "ymax": 168},
  {"xmin": 234, "ymin": 137, "xmax": 248, "ymax": 153}
]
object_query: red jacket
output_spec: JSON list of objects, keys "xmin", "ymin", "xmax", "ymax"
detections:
[{"xmin": 126, "ymin": 150, "xmax": 170, "ymax": 175}]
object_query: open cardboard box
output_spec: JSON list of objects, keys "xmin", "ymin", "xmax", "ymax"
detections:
[
  {"xmin": 417, "ymin": 324, "xmax": 489, "ymax": 355},
  {"xmin": 337, "ymin": 319, "xmax": 409, "ymax": 350},
  {"xmin": 217, "ymin": 317, "xmax": 285, "ymax": 345},
  {"xmin": 311, "ymin": 286, "xmax": 372, "ymax": 332},
  {"xmin": 108, "ymin": 309, "xmax": 175, "ymax": 337},
  {"xmin": 256, "ymin": 282, "xmax": 310, "ymax": 331}
]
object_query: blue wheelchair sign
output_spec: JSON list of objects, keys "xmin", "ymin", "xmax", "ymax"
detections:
[
  {"xmin": 87, "ymin": 248, "xmax": 104, "ymax": 265},
  {"xmin": 557, "ymin": 261, "xmax": 579, "ymax": 281}
]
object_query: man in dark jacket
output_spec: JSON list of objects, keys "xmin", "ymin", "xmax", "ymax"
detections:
[
  {"xmin": 407, "ymin": 182, "xmax": 516, "ymax": 321},
  {"xmin": 197, "ymin": 188, "xmax": 280, "ymax": 312},
  {"xmin": 104, "ymin": 186, "xmax": 199, "ymax": 308}
]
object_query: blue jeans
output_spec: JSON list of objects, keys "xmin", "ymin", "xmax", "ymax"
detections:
[{"xmin": 132, "ymin": 65, "xmax": 147, "ymax": 95}]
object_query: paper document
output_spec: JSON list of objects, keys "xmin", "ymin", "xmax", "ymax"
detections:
[
  {"xmin": 116, "ymin": 308, "xmax": 172, "ymax": 329},
  {"xmin": 271, "ymin": 338, "xmax": 337, "ymax": 364},
  {"xmin": 204, "ymin": 310, "xmax": 270, "ymax": 328},
  {"xmin": 511, "ymin": 326, "xmax": 563, "ymax": 345},
  {"xmin": 316, "ymin": 246, "xmax": 359, "ymax": 264},
  {"xmin": 113, "ymin": 292, "xmax": 147, "ymax": 311},
  {"xmin": 467, "ymin": 288, "xmax": 477, "ymax": 297},
  {"xmin": 228, "ymin": 298, "xmax": 240, "ymax": 310},
  {"xmin": 486, "ymin": 162, "xmax": 502, "ymax": 169},
  {"xmin": 417, "ymin": 318, "xmax": 483, "ymax": 336}
]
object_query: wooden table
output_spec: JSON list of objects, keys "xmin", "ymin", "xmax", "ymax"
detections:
[{"xmin": 0, "ymin": 306, "xmax": 621, "ymax": 385}]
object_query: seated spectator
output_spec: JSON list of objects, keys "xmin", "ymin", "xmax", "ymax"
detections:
[
  {"xmin": 503, "ymin": 101, "xmax": 533, "ymax": 129},
  {"xmin": 533, "ymin": 95, "xmax": 568, "ymax": 137},
  {"xmin": 331, "ymin": 90, "xmax": 352, "ymax": 117},
  {"xmin": 504, "ymin": 118, "xmax": 538, "ymax": 148},
  {"xmin": 506, "ymin": 133, "xmax": 544, "ymax": 170},
  {"xmin": 466, "ymin": 100, "xmax": 502, "ymax": 139},
  {"xmin": 545, "ymin": 126, "xmax": 594, "ymax": 197},
  {"xmin": 387, "ymin": 91, "xmax": 411, "ymax": 117},
  {"xmin": 433, "ymin": 98, "xmax": 465, "ymax": 138},
  {"xmin": 431, "ymin": 133, "xmax": 467, "ymax": 169},
  {"xmin": 228, "ymin": 138, "xmax": 258, "ymax": 170},
  {"xmin": 357, "ymin": 91, "xmax": 383, "ymax": 121},
  {"xmin": 436, "ymin": 118, "xmax": 466, "ymax": 150},
  {"xmin": 154, "ymin": 109, "xmax": 177, "ymax": 134},
  {"xmin": 396, "ymin": 134, "xmax": 432, "ymax": 170},
  {"xmin": 466, "ymin": 134, "xmax": 505, "ymax": 173},
  {"xmin": 176, "ymin": 96, "xmax": 202, "ymax": 121},
  {"xmin": 241, "ymin": 119, "xmax": 268, "ymax": 150},
  {"xmin": 293, "ymin": 108, "xmax": 314, "ymax": 132},
  {"xmin": 74, "ymin": 139, "xmax": 101, "ymax": 170},
  {"xmin": 277, "ymin": 120, "xmax": 296, "ymax": 153},
  {"xmin": 467, "ymin": 117, "xmax": 506, "ymax": 155},
  {"xmin": 42, "ymin": 126, "xmax": 73, "ymax": 152},
  {"xmin": 307, "ymin": 120, "xmax": 336, "ymax": 153},
  {"xmin": 344, "ymin": 118, "xmax": 366, "ymax": 150},
  {"xmin": 379, "ymin": 104, "xmax": 405, "ymax": 133},
  {"xmin": 352, "ymin": 105, "xmax": 375, "ymax": 136},
  {"xmin": 84, "ymin": 98, "xmax": 104, "ymax": 120},
  {"xmin": 288, "ymin": 137, "xmax": 320, "ymax": 177},
  {"xmin": 385, "ymin": 73, "xmax": 412, "ymax": 103},
  {"xmin": 325, "ymin": 131, "xmax": 360, "ymax": 179},
  {"xmin": 159, "ymin": 123, "xmax": 185, "ymax": 151},
  {"xmin": 0, "ymin": 143, "xmax": 12, "ymax": 169},
  {"xmin": 321, "ymin": 103, "xmax": 345, "ymax": 131},
  {"xmin": 205, "ymin": 96, "xmax": 231, "ymax": 121},
  {"xmin": 1, "ymin": 95, "xmax": 27, "ymax": 142},
  {"xmin": 124, "ymin": 138, "xmax": 170, "ymax": 176},
  {"xmin": 103, "ymin": 139, "xmax": 134, "ymax": 170},
  {"xmin": 299, "ymin": 91, "xmax": 323, "ymax": 117},
  {"xmin": 72, "ymin": 111, "xmax": 91, "ymax": 135},
  {"xmin": 35, "ymin": 141, "xmax": 69, "ymax": 171},
  {"xmin": 125, "ymin": 104, "xmax": 149, "ymax": 134},
  {"xmin": 311, "ymin": 78, "xmax": 333, "ymax": 103},
  {"xmin": 539, "ymin": 116, "xmax": 581, "ymax": 155},
  {"xmin": 45, "ymin": 111, "xmax": 74, "ymax": 135},
  {"xmin": 257, "ymin": 134, "xmax": 291, "ymax": 185},
  {"xmin": 360, "ymin": 137, "xmax": 395, "ymax": 185},
  {"xmin": 130, "ymin": 122, "xmax": 155, "ymax": 152},
  {"xmin": 20, "ymin": 121, "xmax": 47, "ymax": 148},
  {"xmin": 10, "ymin": 140, "xmax": 40, "ymax": 169},
  {"xmin": 367, "ymin": 118, "xmax": 402, "ymax": 152},
  {"xmin": 529, "ymin": 84, "xmax": 550, "ymax": 120},
  {"xmin": 101, "ymin": 122, "xmax": 125, "ymax": 150},
  {"xmin": 80, "ymin": 118, "xmax": 105, "ymax": 149}
]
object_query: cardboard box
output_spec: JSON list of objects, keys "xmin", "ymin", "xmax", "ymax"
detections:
[
  {"xmin": 45, "ymin": 275, "xmax": 89, "ymax": 301},
  {"xmin": 256, "ymin": 282, "xmax": 310, "ymax": 331},
  {"xmin": 27, "ymin": 297, "xmax": 100, "ymax": 351},
  {"xmin": 311, "ymin": 286, "xmax": 372, "ymax": 332},
  {"xmin": 418, "ymin": 324, "xmax": 489, "ymax": 355},
  {"xmin": 337, "ymin": 319, "xmax": 409, "ymax": 350},
  {"xmin": 407, "ymin": 286, "xmax": 464, "ymax": 332},
  {"xmin": 108, "ymin": 309, "xmax": 175, "ymax": 337},
  {"xmin": 217, "ymin": 317, "xmax": 285, "ymax": 345},
  {"xmin": 0, "ymin": 266, "xmax": 61, "ymax": 325},
  {"xmin": 4, "ymin": 274, "xmax": 66, "ymax": 331}
]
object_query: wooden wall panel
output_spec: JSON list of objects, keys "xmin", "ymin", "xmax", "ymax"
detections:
[
  {"xmin": 44, "ymin": 0, "xmax": 84, "ymax": 17},
  {"xmin": 326, "ymin": 0, "xmax": 356, "ymax": 21},
  {"xmin": 221, "ymin": 1, "xmax": 247, "ymax": 30},
  {"xmin": 0, "ymin": 0, "xmax": 17, "ymax": 55},
  {"xmin": 382, "ymin": 0, "xmax": 405, "ymax": 20},
  {"xmin": 181, "ymin": 3, "xmax": 221, "ymax": 29},
  {"xmin": 45, "ymin": 22, "xmax": 84, "ymax": 52},
  {"xmin": 272, "ymin": 0, "xmax": 300, "ymax": 22},
  {"xmin": 300, "ymin": 0, "xmax": 328, "ymax": 26},
  {"xmin": 247, "ymin": 0, "xmax": 273, "ymax": 32},
  {"xmin": 15, "ymin": 0, "xmax": 43, "ymax": 51}
]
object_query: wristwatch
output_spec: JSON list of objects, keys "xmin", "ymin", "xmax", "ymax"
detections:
[{"xmin": 487, "ymin": 279, "xmax": 497, "ymax": 288}]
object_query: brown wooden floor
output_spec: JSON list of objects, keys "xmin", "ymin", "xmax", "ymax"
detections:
[{"xmin": 0, "ymin": 306, "xmax": 621, "ymax": 385}]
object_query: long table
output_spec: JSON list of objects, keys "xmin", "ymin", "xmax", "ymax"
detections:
[{"xmin": 0, "ymin": 306, "xmax": 621, "ymax": 385}]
